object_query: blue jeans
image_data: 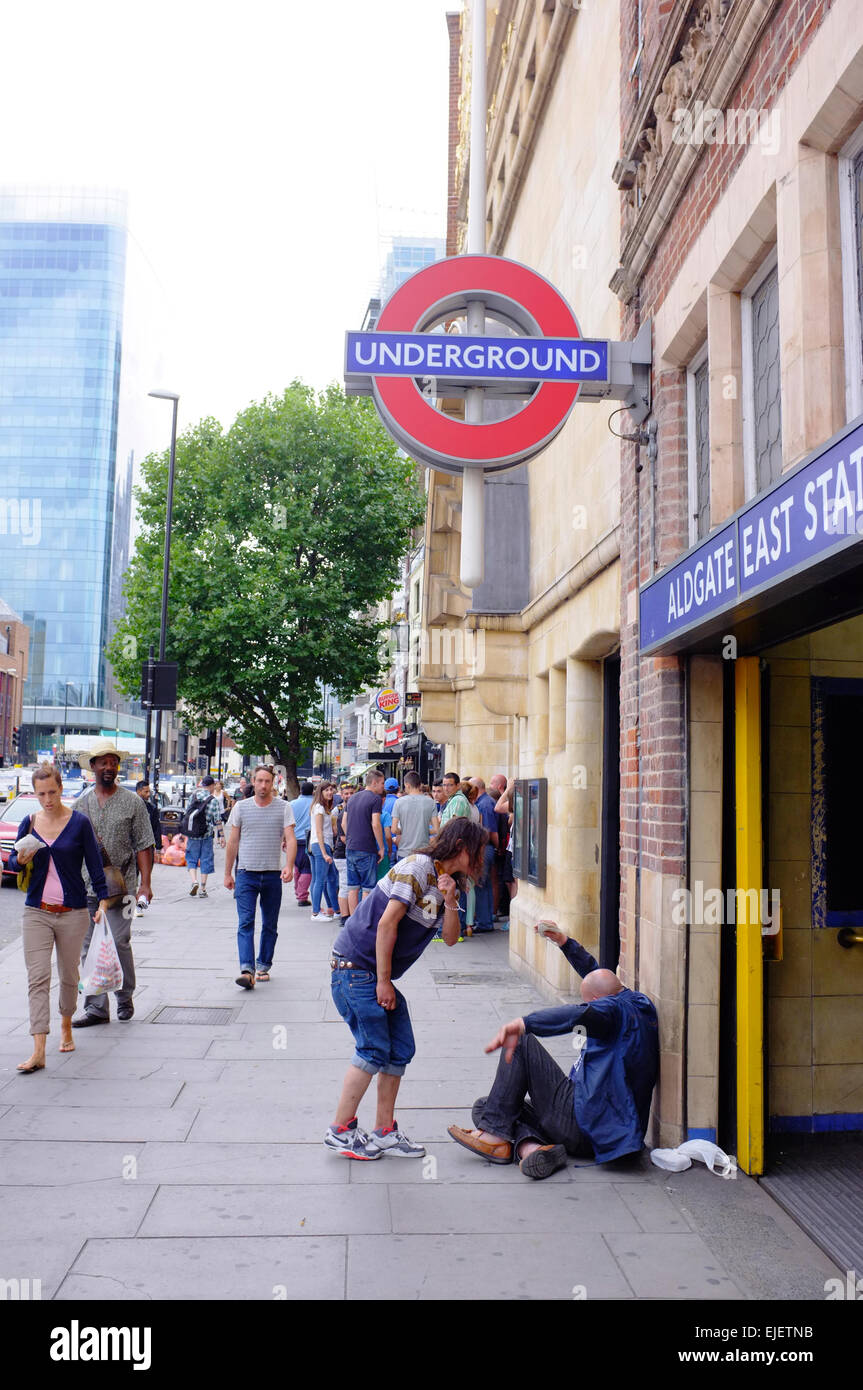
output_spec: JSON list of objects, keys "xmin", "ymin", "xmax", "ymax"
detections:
[
  {"xmin": 234, "ymin": 870, "xmax": 282, "ymax": 972},
  {"xmin": 473, "ymin": 843, "xmax": 496, "ymax": 930},
  {"xmin": 346, "ymin": 848, "xmax": 378, "ymax": 893},
  {"xmin": 331, "ymin": 968, "xmax": 415, "ymax": 1076},
  {"xmin": 309, "ymin": 843, "xmax": 339, "ymax": 913}
]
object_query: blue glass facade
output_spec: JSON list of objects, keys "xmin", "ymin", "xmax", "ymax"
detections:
[
  {"xmin": 0, "ymin": 217, "xmax": 127, "ymax": 708},
  {"xmin": 380, "ymin": 237, "xmax": 445, "ymax": 303}
]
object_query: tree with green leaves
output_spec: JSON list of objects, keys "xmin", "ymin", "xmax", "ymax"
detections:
[{"xmin": 108, "ymin": 382, "xmax": 426, "ymax": 795}]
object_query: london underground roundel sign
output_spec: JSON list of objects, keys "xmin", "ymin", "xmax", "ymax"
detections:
[{"xmin": 345, "ymin": 255, "xmax": 610, "ymax": 476}]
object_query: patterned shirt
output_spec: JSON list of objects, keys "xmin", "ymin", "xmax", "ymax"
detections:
[
  {"xmin": 332, "ymin": 854, "xmax": 445, "ymax": 978},
  {"xmin": 440, "ymin": 791, "xmax": 472, "ymax": 825},
  {"xmin": 77, "ymin": 786, "xmax": 156, "ymax": 895}
]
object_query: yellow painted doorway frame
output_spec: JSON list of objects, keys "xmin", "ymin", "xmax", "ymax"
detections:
[{"xmin": 735, "ymin": 656, "xmax": 764, "ymax": 1175}]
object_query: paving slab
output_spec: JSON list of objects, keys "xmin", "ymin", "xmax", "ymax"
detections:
[
  {"xmin": 0, "ymin": 1077, "xmax": 185, "ymax": 1108},
  {"xmin": 0, "ymin": 1105, "xmax": 198, "ymax": 1142},
  {"xmin": 0, "ymin": 1180, "xmax": 157, "ymax": 1239},
  {"xmin": 603, "ymin": 1232, "xmax": 745, "ymax": 1298},
  {"xmin": 55, "ymin": 1235, "xmax": 347, "ymax": 1300},
  {"xmin": 135, "ymin": 1141, "xmax": 351, "ymax": 1185},
  {"xmin": 0, "ymin": 1140, "xmax": 144, "ymax": 1185},
  {"xmin": 57, "ymin": 1056, "xmax": 227, "ymax": 1082},
  {"xmin": 138, "ymin": 1183, "xmax": 391, "ymax": 1237},
  {"xmin": 185, "ymin": 1103, "xmax": 334, "ymax": 1143},
  {"xmin": 346, "ymin": 1233, "xmax": 634, "ymax": 1300},
  {"xmin": 388, "ymin": 1182, "xmax": 641, "ymax": 1235},
  {"xmin": 0, "ymin": 1237, "xmax": 88, "ymax": 1301}
]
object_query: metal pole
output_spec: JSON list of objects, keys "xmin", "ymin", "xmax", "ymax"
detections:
[
  {"xmin": 461, "ymin": 0, "xmax": 487, "ymax": 591},
  {"xmin": 218, "ymin": 727, "xmax": 223, "ymax": 781},
  {"xmin": 153, "ymin": 396, "xmax": 179, "ymax": 800},
  {"xmin": 143, "ymin": 644, "xmax": 154, "ymax": 783}
]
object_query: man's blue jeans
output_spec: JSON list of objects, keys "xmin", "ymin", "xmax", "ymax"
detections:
[
  {"xmin": 331, "ymin": 968, "xmax": 416, "ymax": 1076},
  {"xmin": 346, "ymin": 848, "xmax": 378, "ymax": 893},
  {"xmin": 235, "ymin": 869, "xmax": 282, "ymax": 972}
]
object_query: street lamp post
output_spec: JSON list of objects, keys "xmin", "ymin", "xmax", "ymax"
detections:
[
  {"xmin": 63, "ymin": 681, "xmax": 74, "ymax": 752},
  {"xmin": 148, "ymin": 390, "xmax": 180, "ymax": 799}
]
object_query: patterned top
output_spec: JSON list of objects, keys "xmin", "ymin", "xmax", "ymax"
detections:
[
  {"xmin": 439, "ymin": 792, "xmax": 472, "ymax": 825},
  {"xmin": 332, "ymin": 853, "xmax": 445, "ymax": 978},
  {"xmin": 77, "ymin": 786, "xmax": 156, "ymax": 895}
]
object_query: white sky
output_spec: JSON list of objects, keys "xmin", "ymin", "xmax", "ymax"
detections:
[{"xmin": 2, "ymin": 0, "xmax": 456, "ymax": 430}]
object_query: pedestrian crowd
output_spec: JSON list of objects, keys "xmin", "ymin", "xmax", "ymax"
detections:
[{"xmin": 7, "ymin": 748, "xmax": 658, "ymax": 1186}]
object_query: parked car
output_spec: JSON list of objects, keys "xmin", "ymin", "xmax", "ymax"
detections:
[{"xmin": 0, "ymin": 794, "xmax": 41, "ymax": 883}]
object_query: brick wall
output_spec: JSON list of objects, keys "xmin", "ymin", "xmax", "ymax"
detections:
[
  {"xmin": 638, "ymin": 0, "xmax": 835, "ymax": 317},
  {"xmin": 617, "ymin": 0, "xmax": 835, "ymax": 986}
]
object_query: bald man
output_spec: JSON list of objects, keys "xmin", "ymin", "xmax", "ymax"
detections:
[{"xmin": 448, "ymin": 924, "xmax": 658, "ymax": 1179}]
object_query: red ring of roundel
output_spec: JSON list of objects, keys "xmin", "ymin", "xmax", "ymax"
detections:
[{"xmin": 375, "ymin": 255, "xmax": 581, "ymax": 465}]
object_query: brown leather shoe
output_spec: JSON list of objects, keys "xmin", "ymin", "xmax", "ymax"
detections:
[{"xmin": 447, "ymin": 1125, "xmax": 513, "ymax": 1164}]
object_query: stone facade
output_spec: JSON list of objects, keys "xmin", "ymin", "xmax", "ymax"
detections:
[{"xmin": 420, "ymin": 0, "xmax": 624, "ymax": 998}]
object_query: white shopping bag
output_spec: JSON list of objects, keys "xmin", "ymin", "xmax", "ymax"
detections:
[
  {"xmin": 650, "ymin": 1139, "xmax": 737, "ymax": 1178},
  {"xmin": 79, "ymin": 910, "xmax": 124, "ymax": 996}
]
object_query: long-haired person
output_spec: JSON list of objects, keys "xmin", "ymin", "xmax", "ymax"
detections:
[
  {"xmin": 309, "ymin": 781, "xmax": 339, "ymax": 922},
  {"xmin": 324, "ymin": 817, "xmax": 489, "ymax": 1159},
  {"xmin": 333, "ymin": 782, "xmax": 355, "ymax": 922},
  {"xmin": 8, "ymin": 764, "xmax": 111, "ymax": 1073}
]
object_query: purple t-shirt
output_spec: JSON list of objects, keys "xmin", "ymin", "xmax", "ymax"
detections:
[{"xmin": 345, "ymin": 789, "xmax": 382, "ymax": 855}]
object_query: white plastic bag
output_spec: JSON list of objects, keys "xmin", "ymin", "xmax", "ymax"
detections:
[
  {"xmin": 650, "ymin": 1147, "xmax": 693, "ymax": 1172},
  {"xmin": 678, "ymin": 1139, "xmax": 737, "ymax": 1178},
  {"xmin": 79, "ymin": 911, "xmax": 123, "ymax": 996},
  {"xmin": 650, "ymin": 1139, "xmax": 737, "ymax": 1178}
]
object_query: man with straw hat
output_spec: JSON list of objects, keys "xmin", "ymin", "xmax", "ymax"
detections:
[{"xmin": 73, "ymin": 739, "xmax": 155, "ymax": 1027}]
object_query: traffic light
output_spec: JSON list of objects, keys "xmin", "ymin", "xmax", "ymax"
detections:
[
  {"xmin": 204, "ymin": 729, "xmax": 217, "ymax": 758},
  {"xmin": 11, "ymin": 727, "xmax": 19, "ymax": 754}
]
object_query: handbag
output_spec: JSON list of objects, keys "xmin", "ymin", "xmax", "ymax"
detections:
[{"xmin": 94, "ymin": 835, "xmax": 128, "ymax": 908}]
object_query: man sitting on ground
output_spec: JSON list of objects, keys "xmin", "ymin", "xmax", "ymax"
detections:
[{"xmin": 448, "ymin": 922, "xmax": 658, "ymax": 1179}]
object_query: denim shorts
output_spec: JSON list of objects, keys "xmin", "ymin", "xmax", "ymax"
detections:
[
  {"xmin": 346, "ymin": 848, "xmax": 378, "ymax": 891},
  {"xmin": 185, "ymin": 835, "xmax": 214, "ymax": 874},
  {"xmin": 331, "ymin": 967, "xmax": 415, "ymax": 1076}
]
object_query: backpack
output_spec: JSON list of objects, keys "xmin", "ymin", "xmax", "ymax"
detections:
[{"xmin": 181, "ymin": 794, "xmax": 213, "ymax": 839}]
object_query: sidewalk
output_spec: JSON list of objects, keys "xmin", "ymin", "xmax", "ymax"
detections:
[{"xmin": 0, "ymin": 851, "xmax": 841, "ymax": 1302}]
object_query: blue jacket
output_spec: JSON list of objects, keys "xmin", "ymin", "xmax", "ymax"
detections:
[
  {"xmin": 8, "ymin": 810, "xmax": 110, "ymax": 909},
  {"xmin": 522, "ymin": 939, "xmax": 659, "ymax": 1163}
]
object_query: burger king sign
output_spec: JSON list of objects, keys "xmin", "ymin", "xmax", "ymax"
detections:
[{"xmin": 376, "ymin": 689, "xmax": 401, "ymax": 717}]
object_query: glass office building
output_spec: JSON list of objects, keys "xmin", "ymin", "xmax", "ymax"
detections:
[
  {"xmin": 0, "ymin": 188, "xmax": 128, "ymax": 723},
  {"xmin": 379, "ymin": 236, "xmax": 445, "ymax": 304}
]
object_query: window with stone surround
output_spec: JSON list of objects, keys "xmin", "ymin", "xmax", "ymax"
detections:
[
  {"xmin": 686, "ymin": 347, "xmax": 710, "ymax": 544},
  {"xmin": 742, "ymin": 254, "xmax": 782, "ymax": 498},
  {"xmin": 838, "ymin": 128, "xmax": 863, "ymax": 421}
]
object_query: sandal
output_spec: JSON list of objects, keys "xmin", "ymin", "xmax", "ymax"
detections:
[
  {"xmin": 235, "ymin": 971, "xmax": 255, "ymax": 989},
  {"xmin": 255, "ymin": 970, "xmax": 270, "ymax": 982}
]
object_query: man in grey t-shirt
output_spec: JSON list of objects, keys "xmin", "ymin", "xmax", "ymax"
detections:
[
  {"xmin": 390, "ymin": 772, "xmax": 439, "ymax": 861},
  {"xmin": 224, "ymin": 765, "xmax": 297, "ymax": 988}
]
